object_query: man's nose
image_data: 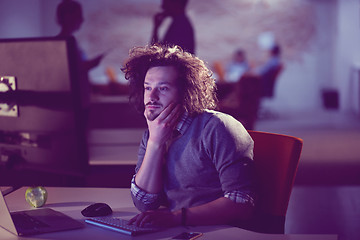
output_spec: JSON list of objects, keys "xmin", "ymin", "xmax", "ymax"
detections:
[{"xmin": 149, "ymin": 88, "xmax": 159, "ymax": 101}]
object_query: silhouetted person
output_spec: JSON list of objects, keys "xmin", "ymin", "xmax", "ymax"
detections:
[
  {"xmin": 56, "ymin": 0, "xmax": 105, "ymax": 129},
  {"xmin": 151, "ymin": 0, "xmax": 195, "ymax": 54},
  {"xmin": 56, "ymin": 0, "xmax": 103, "ymax": 73}
]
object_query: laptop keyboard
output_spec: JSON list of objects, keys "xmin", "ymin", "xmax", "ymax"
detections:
[
  {"xmin": 85, "ymin": 216, "xmax": 161, "ymax": 236},
  {"xmin": 11, "ymin": 212, "xmax": 49, "ymax": 230}
]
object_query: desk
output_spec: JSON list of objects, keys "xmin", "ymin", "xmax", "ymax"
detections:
[{"xmin": 0, "ymin": 187, "xmax": 337, "ymax": 240}]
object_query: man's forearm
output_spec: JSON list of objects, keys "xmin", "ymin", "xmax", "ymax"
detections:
[{"xmin": 135, "ymin": 141, "xmax": 165, "ymax": 193}]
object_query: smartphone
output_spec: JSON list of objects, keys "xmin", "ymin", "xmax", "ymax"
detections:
[{"xmin": 172, "ymin": 232, "xmax": 203, "ymax": 240}]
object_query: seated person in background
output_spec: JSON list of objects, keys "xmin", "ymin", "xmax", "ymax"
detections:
[
  {"xmin": 225, "ymin": 49, "xmax": 249, "ymax": 83},
  {"xmin": 121, "ymin": 44, "xmax": 256, "ymax": 228},
  {"xmin": 214, "ymin": 49, "xmax": 249, "ymax": 101},
  {"xmin": 216, "ymin": 49, "xmax": 260, "ymax": 130},
  {"xmin": 217, "ymin": 45, "xmax": 282, "ymax": 129},
  {"xmin": 254, "ymin": 44, "xmax": 283, "ymax": 98}
]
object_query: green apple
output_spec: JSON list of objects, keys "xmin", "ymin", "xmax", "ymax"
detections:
[{"xmin": 25, "ymin": 186, "xmax": 48, "ymax": 208}]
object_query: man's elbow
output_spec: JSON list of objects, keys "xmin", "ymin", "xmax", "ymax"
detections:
[
  {"xmin": 131, "ymin": 195, "xmax": 161, "ymax": 212},
  {"xmin": 231, "ymin": 201, "xmax": 256, "ymax": 223}
]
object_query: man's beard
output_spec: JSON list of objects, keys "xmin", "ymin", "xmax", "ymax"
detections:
[
  {"xmin": 145, "ymin": 102, "xmax": 162, "ymax": 121},
  {"xmin": 146, "ymin": 109, "xmax": 160, "ymax": 121}
]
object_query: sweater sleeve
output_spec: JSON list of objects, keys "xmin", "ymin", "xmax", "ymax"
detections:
[{"xmin": 204, "ymin": 113, "xmax": 256, "ymax": 201}]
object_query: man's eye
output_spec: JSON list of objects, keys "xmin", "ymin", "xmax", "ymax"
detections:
[
  {"xmin": 160, "ymin": 87, "xmax": 168, "ymax": 91},
  {"xmin": 144, "ymin": 86, "xmax": 151, "ymax": 91}
]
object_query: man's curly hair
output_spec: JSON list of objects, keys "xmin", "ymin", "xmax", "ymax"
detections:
[{"xmin": 121, "ymin": 44, "xmax": 218, "ymax": 115}]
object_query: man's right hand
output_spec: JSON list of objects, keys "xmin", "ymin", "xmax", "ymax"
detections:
[
  {"xmin": 145, "ymin": 103, "xmax": 182, "ymax": 146},
  {"xmin": 153, "ymin": 12, "xmax": 168, "ymax": 30}
]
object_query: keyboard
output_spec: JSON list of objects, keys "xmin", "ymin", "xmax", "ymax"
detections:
[{"xmin": 85, "ymin": 217, "xmax": 161, "ymax": 236}]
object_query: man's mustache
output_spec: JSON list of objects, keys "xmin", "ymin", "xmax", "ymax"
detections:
[{"xmin": 145, "ymin": 101, "xmax": 162, "ymax": 107}]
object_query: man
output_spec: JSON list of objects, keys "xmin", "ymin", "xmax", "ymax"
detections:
[
  {"xmin": 122, "ymin": 44, "xmax": 256, "ymax": 228},
  {"xmin": 151, "ymin": 0, "xmax": 195, "ymax": 54}
]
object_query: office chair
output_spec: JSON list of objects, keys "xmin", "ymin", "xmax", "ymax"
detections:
[
  {"xmin": 217, "ymin": 74, "xmax": 262, "ymax": 130},
  {"xmin": 246, "ymin": 130, "xmax": 303, "ymax": 234},
  {"xmin": 261, "ymin": 64, "xmax": 283, "ymax": 98}
]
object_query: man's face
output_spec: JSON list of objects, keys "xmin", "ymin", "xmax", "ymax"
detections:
[{"xmin": 143, "ymin": 66, "xmax": 181, "ymax": 121}]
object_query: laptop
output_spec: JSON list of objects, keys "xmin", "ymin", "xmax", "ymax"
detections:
[{"xmin": 0, "ymin": 189, "xmax": 84, "ymax": 236}]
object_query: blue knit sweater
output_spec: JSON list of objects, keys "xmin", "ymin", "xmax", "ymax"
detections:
[{"xmin": 132, "ymin": 110, "xmax": 256, "ymax": 211}]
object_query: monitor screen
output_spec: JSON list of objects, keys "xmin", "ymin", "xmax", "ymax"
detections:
[{"xmin": 0, "ymin": 37, "xmax": 88, "ymax": 187}]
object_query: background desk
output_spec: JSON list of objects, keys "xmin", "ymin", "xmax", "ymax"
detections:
[{"xmin": 0, "ymin": 187, "xmax": 337, "ymax": 240}]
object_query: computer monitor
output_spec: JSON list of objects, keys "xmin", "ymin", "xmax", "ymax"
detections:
[{"xmin": 0, "ymin": 37, "xmax": 88, "ymax": 187}]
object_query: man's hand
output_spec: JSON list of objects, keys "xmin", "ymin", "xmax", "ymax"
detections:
[
  {"xmin": 151, "ymin": 11, "xmax": 169, "ymax": 44},
  {"xmin": 145, "ymin": 103, "xmax": 182, "ymax": 146},
  {"xmin": 153, "ymin": 12, "xmax": 168, "ymax": 30},
  {"xmin": 128, "ymin": 209, "xmax": 181, "ymax": 228}
]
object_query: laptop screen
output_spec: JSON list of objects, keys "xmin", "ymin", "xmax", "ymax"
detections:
[{"xmin": 0, "ymin": 189, "xmax": 19, "ymax": 235}]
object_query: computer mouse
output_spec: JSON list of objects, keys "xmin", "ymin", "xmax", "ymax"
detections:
[{"xmin": 81, "ymin": 203, "xmax": 113, "ymax": 217}]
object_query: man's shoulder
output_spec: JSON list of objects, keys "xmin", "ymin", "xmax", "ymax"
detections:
[
  {"xmin": 195, "ymin": 110, "xmax": 243, "ymax": 127},
  {"xmin": 201, "ymin": 109, "xmax": 238, "ymax": 119},
  {"xmin": 193, "ymin": 110, "xmax": 251, "ymax": 145}
]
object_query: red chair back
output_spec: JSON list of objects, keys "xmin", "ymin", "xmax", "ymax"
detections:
[{"xmin": 247, "ymin": 130, "xmax": 303, "ymax": 233}]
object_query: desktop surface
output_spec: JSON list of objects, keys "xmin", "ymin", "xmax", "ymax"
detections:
[{"xmin": 0, "ymin": 187, "xmax": 337, "ymax": 240}]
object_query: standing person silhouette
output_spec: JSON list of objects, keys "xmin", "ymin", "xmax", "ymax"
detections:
[
  {"xmin": 151, "ymin": 0, "xmax": 195, "ymax": 54},
  {"xmin": 56, "ymin": 0, "xmax": 105, "ymax": 129},
  {"xmin": 56, "ymin": 0, "xmax": 104, "ymax": 74}
]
